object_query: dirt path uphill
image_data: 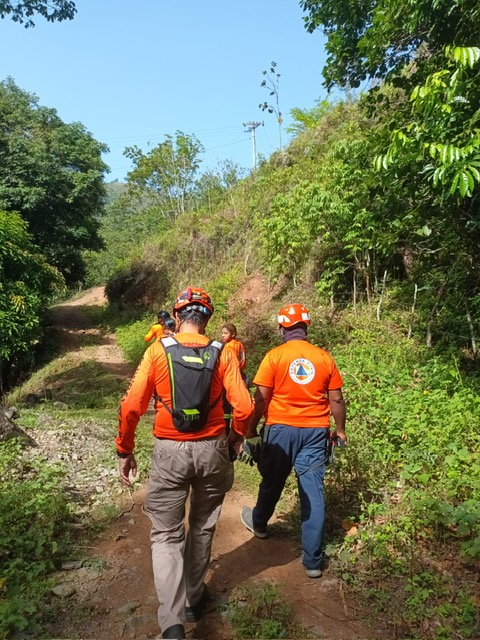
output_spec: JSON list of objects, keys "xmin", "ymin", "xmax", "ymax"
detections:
[
  {"xmin": 43, "ymin": 288, "xmax": 386, "ymax": 640},
  {"xmin": 46, "ymin": 286, "xmax": 134, "ymax": 379}
]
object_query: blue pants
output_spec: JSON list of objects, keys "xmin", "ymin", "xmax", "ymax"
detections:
[{"xmin": 252, "ymin": 425, "xmax": 329, "ymax": 571}]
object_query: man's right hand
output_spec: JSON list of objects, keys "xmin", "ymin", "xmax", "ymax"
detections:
[
  {"xmin": 227, "ymin": 429, "xmax": 244, "ymax": 461},
  {"xmin": 240, "ymin": 435, "xmax": 262, "ymax": 465},
  {"xmin": 333, "ymin": 431, "xmax": 347, "ymax": 445},
  {"xmin": 118, "ymin": 453, "xmax": 137, "ymax": 486}
]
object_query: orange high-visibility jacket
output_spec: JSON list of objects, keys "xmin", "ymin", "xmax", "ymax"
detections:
[
  {"xmin": 116, "ymin": 332, "xmax": 254, "ymax": 455},
  {"xmin": 144, "ymin": 323, "xmax": 165, "ymax": 342},
  {"xmin": 224, "ymin": 338, "xmax": 246, "ymax": 370}
]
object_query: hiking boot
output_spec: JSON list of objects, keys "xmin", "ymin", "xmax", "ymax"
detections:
[
  {"xmin": 185, "ymin": 583, "xmax": 210, "ymax": 622},
  {"xmin": 240, "ymin": 506, "xmax": 268, "ymax": 538},
  {"xmin": 162, "ymin": 623, "xmax": 186, "ymax": 639}
]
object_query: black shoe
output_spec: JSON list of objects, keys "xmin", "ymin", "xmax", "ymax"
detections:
[
  {"xmin": 240, "ymin": 506, "xmax": 268, "ymax": 538},
  {"xmin": 185, "ymin": 583, "xmax": 210, "ymax": 622},
  {"xmin": 162, "ymin": 623, "xmax": 186, "ymax": 639}
]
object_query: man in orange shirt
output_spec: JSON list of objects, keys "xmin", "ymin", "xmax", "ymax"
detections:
[
  {"xmin": 240, "ymin": 304, "xmax": 346, "ymax": 579},
  {"xmin": 144, "ymin": 309, "xmax": 171, "ymax": 342},
  {"xmin": 117, "ymin": 287, "xmax": 254, "ymax": 639}
]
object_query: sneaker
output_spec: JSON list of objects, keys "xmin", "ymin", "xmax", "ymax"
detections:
[
  {"xmin": 305, "ymin": 567, "xmax": 322, "ymax": 578},
  {"xmin": 240, "ymin": 506, "xmax": 268, "ymax": 539},
  {"xmin": 185, "ymin": 583, "xmax": 210, "ymax": 623},
  {"xmin": 301, "ymin": 552, "xmax": 322, "ymax": 578}
]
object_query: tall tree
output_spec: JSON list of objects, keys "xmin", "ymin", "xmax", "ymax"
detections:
[
  {"xmin": 0, "ymin": 210, "xmax": 64, "ymax": 390},
  {"xmin": 300, "ymin": 0, "xmax": 480, "ymax": 88},
  {"xmin": 0, "ymin": 78, "xmax": 108, "ymax": 285},
  {"xmin": 0, "ymin": 0, "xmax": 76, "ymax": 27},
  {"xmin": 259, "ymin": 61, "xmax": 283, "ymax": 150},
  {"xmin": 124, "ymin": 131, "xmax": 204, "ymax": 220}
]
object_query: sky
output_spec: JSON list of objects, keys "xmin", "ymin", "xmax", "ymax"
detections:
[{"xmin": 0, "ymin": 1, "xmax": 330, "ymax": 182}]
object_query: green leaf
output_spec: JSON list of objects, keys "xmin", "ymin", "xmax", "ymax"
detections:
[{"xmin": 459, "ymin": 171, "xmax": 470, "ymax": 197}]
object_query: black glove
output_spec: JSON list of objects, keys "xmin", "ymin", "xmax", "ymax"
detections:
[{"xmin": 240, "ymin": 435, "xmax": 262, "ymax": 466}]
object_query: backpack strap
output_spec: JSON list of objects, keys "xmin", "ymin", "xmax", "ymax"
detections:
[{"xmin": 161, "ymin": 336, "xmax": 177, "ymax": 348}]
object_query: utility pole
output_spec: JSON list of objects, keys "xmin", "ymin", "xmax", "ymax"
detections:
[{"xmin": 243, "ymin": 121, "xmax": 263, "ymax": 170}]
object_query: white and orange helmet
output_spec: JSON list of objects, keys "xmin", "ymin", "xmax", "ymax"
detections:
[{"xmin": 277, "ymin": 304, "xmax": 311, "ymax": 328}]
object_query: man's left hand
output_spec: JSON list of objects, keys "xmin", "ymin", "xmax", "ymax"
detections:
[{"xmin": 118, "ymin": 454, "xmax": 137, "ymax": 486}]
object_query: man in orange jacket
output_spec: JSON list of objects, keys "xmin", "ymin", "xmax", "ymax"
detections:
[
  {"xmin": 116, "ymin": 287, "xmax": 254, "ymax": 640},
  {"xmin": 240, "ymin": 304, "xmax": 346, "ymax": 579}
]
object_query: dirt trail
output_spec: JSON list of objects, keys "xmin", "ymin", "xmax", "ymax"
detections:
[
  {"xmin": 47, "ymin": 286, "xmax": 134, "ymax": 379},
  {"xmin": 48, "ymin": 288, "xmax": 385, "ymax": 640}
]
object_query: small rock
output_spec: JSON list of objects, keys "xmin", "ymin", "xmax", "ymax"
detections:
[
  {"xmin": 318, "ymin": 578, "xmax": 340, "ymax": 589},
  {"xmin": 4, "ymin": 407, "xmax": 19, "ymax": 420},
  {"xmin": 53, "ymin": 401, "xmax": 69, "ymax": 410},
  {"xmin": 118, "ymin": 601, "xmax": 141, "ymax": 615},
  {"xmin": 52, "ymin": 583, "xmax": 76, "ymax": 598}
]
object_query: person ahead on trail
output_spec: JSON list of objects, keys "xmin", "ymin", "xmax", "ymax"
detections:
[
  {"xmin": 221, "ymin": 323, "xmax": 246, "ymax": 371},
  {"xmin": 116, "ymin": 287, "xmax": 254, "ymax": 640},
  {"xmin": 144, "ymin": 309, "xmax": 171, "ymax": 342},
  {"xmin": 221, "ymin": 323, "xmax": 249, "ymax": 432},
  {"xmin": 163, "ymin": 316, "xmax": 176, "ymax": 336},
  {"xmin": 240, "ymin": 304, "xmax": 347, "ymax": 579}
]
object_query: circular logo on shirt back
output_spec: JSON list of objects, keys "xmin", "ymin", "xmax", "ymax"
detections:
[{"xmin": 289, "ymin": 358, "xmax": 315, "ymax": 385}]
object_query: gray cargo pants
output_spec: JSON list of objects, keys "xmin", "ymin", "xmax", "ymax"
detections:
[{"xmin": 143, "ymin": 435, "xmax": 233, "ymax": 633}]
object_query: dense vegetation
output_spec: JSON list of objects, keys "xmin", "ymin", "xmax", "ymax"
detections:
[
  {"xmin": 1, "ymin": 1, "xmax": 479, "ymax": 638},
  {"xmin": 0, "ymin": 79, "xmax": 107, "ymax": 389}
]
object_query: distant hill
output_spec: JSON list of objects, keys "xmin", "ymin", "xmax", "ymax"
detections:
[{"xmin": 104, "ymin": 181, "xmax": 128, "ymax": 205}]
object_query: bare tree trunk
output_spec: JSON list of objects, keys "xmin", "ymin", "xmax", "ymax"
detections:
[
  {"xmin": 365, "ymin": 252, "xmax": 371, "ymax": 307},
  {"xmin": 465, "ymin": 300, "xmax": 477, "ymax": 356},
  {"xmin": 376, "ymin": 270, "xmax": 387, "ymax": 321},
  {"xmin": 244, "ymin": 247, "xmax": 250, "ymax": 276},
  {"xmin": 426, "ymin": 283, "xmax": 446, "ymax": 348},
  {"xmin": 353, "ymin": 266, "xmax": 357, "ymax": 317},
  {"xmin": 330, "ymin": 292, "xmax": 335, "ymax": 311},
  {"xmin": 407, "ymin": 284, "xmax": 418, "ymax": 339}
]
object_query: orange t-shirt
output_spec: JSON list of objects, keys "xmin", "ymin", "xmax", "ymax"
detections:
[
  {"xmin": 144, "ymin": 323, "xmax": 165, "ymax": 342},
  {"xmin": 224, "ymin": 338, "xmax": 246, "ymax": 370},
  {"xmin": 253, "ymin": 340, "xmax": 343, "ymax": 428},
  {"xmin": 116, "ymin": 332, "xmax": 254, "ymax": 454}
]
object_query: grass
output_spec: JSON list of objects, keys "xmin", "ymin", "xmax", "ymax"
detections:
[
  {"xmin": 6, "ymin": 357, "xmax": 129, "ymax": 410},
  {"xmin": 223, "ymin": 580, "xmax": 315, "ymax": 639}
]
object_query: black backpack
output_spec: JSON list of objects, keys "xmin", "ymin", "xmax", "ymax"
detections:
[{"xmin": 155, "ymin": 336, "xmax": 223, "ymax": 433}]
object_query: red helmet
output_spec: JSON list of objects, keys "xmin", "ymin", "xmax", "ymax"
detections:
[
  {"xmin": 173, "ymin": 287, "xmax": 214, "ymax": 316},
  {"xmin": 277, "ymin": 304, "xmax": 311, "ymax": 328}
]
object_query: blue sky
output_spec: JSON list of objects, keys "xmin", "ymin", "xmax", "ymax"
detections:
[{"xmin": 0, "ymin": 1, "xmax": 329, "ymax": 181}]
